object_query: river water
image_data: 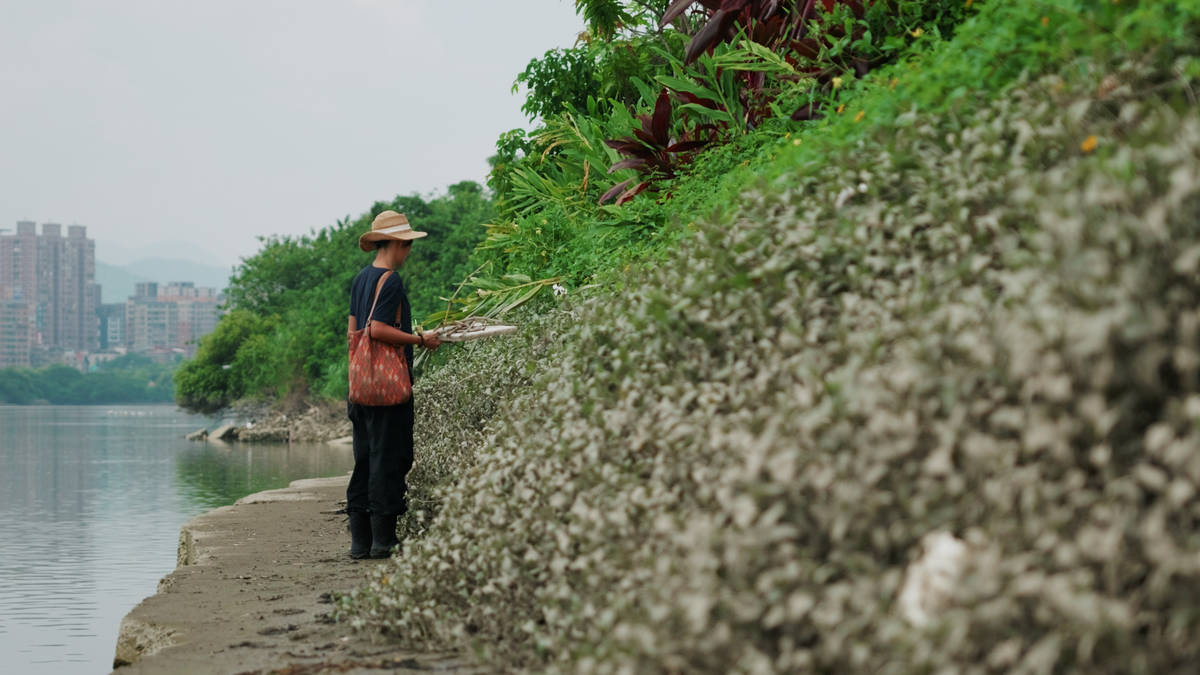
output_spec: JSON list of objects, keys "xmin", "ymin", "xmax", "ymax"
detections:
[{"xmin": 0, "ymin": 404, "xmax": 354, "ymax": 674}]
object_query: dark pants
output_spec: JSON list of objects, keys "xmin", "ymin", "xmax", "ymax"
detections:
[{"xmin": 346, "ymin": 399, "xmax": 414, "ymax": 517}]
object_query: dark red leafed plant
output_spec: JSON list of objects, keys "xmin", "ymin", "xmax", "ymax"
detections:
[
  {"xmin": 662, "ymin": 0, "xmax": 869, "ymax": 66},
  {"xmin": 602, "ymin": 1, "xmax": 887, "ymax": 206},
  {"xmin": 599, "ymin": 88, "xmax": 712, "ymax": 205},
  {"xmin": 657, "ymin": 0, "xmax": 878, "ymax": 129}
]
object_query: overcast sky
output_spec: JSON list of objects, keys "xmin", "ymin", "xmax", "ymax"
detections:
[{"xmin": 0, "ymin": 0, "xmax": 584, "ymax": 270}]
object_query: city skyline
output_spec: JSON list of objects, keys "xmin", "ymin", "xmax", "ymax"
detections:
[
  {"xmin": 0, "ymin": 221, "xmax": 227, "ymax": 270},
  {"xmin": 0, "ymin": 220, "xmax": 224, "ymax": 369}
]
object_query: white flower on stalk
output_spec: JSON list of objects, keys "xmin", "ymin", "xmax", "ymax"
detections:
[
  {"xmin": 552, "ymin": 283, "xmax": 567, "ymax": 297},
  {"xmin": 834, "ymin": 186, "xmax": 857, "ymax": 208}
]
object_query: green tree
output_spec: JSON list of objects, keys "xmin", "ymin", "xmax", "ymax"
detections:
[
  {"xmin": 175, "ymin": 310, "xmax": 265, "ymax": 413},
  {"xmin": 174, "ymin": 183, "xmax": 492, "ymax": 411},
  {"xmin": 0, "ymin": 359, "xmax": 175, "ymax": 405},
  {"xmin": 0, "ymin": 369, "xmax": 42, "ymax": 404},
  {"xmin": 575, "ymin": 0, "xmax": 671, "ymax": 40},
  {"xmin": 516, "ymin": 47, "xmax": 602, "ymax": 121}
]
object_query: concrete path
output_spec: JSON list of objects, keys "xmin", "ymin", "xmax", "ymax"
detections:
[{"xmin": 112, "ymin": 475, "xmax": 480, "ymax": 675}]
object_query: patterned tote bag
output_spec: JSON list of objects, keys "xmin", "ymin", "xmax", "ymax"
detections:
[{"xmin": 347, "ymin": 270, "xmax": 412, "ymax": 406}]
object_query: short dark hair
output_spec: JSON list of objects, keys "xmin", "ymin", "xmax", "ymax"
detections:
[{"xmin": 375, "ymin": 239, "xmax": 411, "ymax": 250}]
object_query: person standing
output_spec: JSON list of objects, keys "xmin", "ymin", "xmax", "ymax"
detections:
[{"xmin": 346, "ymin": 210, "xmax": 440, "ymax": 559}]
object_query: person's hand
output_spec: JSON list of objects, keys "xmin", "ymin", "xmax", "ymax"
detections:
[{"xmin": 422, "ymin": 330, "xmax": 441, "ymax": 350}]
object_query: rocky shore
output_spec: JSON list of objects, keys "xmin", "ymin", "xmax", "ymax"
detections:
[
  {"xmin": 111, "ymin": 475, "xmax": 480, "ymax": 675},
  {"xmin": 185, "ymin": 399, "xmax": 353, "ymax": 444}
]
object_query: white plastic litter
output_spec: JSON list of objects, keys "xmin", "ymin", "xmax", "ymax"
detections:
[{"xmin": 897, "ymin": 530, "xmax": 969, "ymax": 627}]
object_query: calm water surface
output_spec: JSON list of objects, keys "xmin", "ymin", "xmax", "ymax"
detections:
[{"xmin": 0, "ymin": 405, "xmax": 353, "ymax": 674}]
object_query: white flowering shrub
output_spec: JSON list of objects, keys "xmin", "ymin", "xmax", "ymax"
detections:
[
  {"xmin": 396, "ymin": 302, "xmax": 573, "ymax": 541},
  {"xmin": 339, "ymin": 56, "xmax": 1200, "ymax": 673}
]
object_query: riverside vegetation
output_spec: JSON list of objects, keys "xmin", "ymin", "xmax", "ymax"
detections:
[
  {"xmin": 178, "ymin": 0, "xmax": 1200, "ymax": 672},
  {"xmin": 0, "ymin": 354, "xmax": 175, "ymax": 405},
  {"xmin": 174, "ymin": 182, "xmax": 491, "ymax": 412}
]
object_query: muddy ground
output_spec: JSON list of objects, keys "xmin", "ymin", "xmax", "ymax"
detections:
[{"xmin": 112, "ymin": 475, "xmax": 482, "ymax": 675}]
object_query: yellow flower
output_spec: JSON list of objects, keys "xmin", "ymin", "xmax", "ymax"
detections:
[
  {"xmin": 911, "ymin": 27, "xmax": 924, "ymax": 38},
  {"xmin": 889, "ymin": 78, "xmax": 899, "ymax": 90},
  {"xmin": 1081, "ymin": 135, "xmax": 1099, "ymax": 153},
  {"xmin": 837, "ymin": 104, "xmax": 845, "ymax": 114},
  {"xmin": 792, "ymin": 138, "xmax": 802, "ymax": 146},
  {"xmin": 832, "ymin": 76, "xmax": 843, "ymax": 89},
  {"xmin": 853, "ymin": 110, "xmax": 865, "ymax": 123}
]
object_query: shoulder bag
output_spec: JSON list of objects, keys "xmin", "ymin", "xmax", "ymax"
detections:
[{"xmin": 347, "ymin": 270, "xmax": 412, "ymax": 406}]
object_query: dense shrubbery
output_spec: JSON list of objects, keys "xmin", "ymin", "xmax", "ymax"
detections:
[
  {"xmin": 0, "ymin": 354, "xmax": 175, "ymax": 405},
  {"xmin": 174, "ymin": 183, "xmax": 490, "ymax": 411},
  {"xmin": 335, "ymin": 1, "xmax": 1200, "ymax": 672},
  {"xmin": 175, "ymin": 0, "xmax": 981, "ymax": 410},
  {"xmin": 475, "ymin": 0, "xmax": 976, "ymax": 294}
]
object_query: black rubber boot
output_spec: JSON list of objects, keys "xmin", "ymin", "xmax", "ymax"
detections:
[
  {"xmin": 348, "ymin": 511, "xmax": 372, "ymax": 560},
  {"xmin": 369, "ymin": 513, "xmax": 400, "ymax": 559}
]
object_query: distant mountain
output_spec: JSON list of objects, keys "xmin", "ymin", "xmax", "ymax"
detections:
[
  {"xmin": 123, "ymin": 258, "xmax": 234, "ymax": 292},
  {"xmin": 95, "ymin": 262, "xmax": 150, "ymax": 304},
  {"xmin": 95, "ymin": 258, "xmax": 234, "ymax": 304}
]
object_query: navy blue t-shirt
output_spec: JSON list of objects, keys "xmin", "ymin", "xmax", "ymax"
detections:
[{"xmin": 350, "ymin": 265, "xmax": 413, "ymax": 369}]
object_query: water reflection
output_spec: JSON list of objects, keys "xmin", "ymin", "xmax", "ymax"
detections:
[
  {"xmin": 0, "ymin": 405, "xmax": 353, "ymax": 674},
  {"xmin": 176, "ymin": 440, "xmax": 353, "ymax": 510}
]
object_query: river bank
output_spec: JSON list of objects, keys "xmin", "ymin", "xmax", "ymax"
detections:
[
  {"xmin": 184, "ymin": 399, "xmax": 352, "ymax": 444},
  {"xmin": 111, "ymin": 474, "xmax": 480, "ymax": 675}
]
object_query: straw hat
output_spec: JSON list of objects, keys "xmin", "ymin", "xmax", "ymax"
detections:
[{"xmin": 358, "ymin": 211, "xmax": 428, "ymax": 251}]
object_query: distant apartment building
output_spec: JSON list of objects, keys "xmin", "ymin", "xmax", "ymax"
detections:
[
  {"xmin": 0, "ymin": 221, "xmax": 100, "ymax": 365},
  {"xmin": 1, "ymin": 222, "xmax": 40, "ymax": 368},
  {"xmin": 59, "ymin": 225, "xmax": 101, "ymax": 353},
  {"xmin": 0, "ymin": 286, "xmax": 35, "ymax": 368},
  {"xmin": 2, "ymin": 221, "xmax": 223, "ymax": 366},
  {"xmin": 98, "ymin": 303, "xmax": 126, "ymax": 350},
  {"xmin": 1, "ymin": 222, "xmax": 37, "ymax": 306},
  {"xmin": 124, "ymin": 281, "xmax": 222, "ymax": 356}
]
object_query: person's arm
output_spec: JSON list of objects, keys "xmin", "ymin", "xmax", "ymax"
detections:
[
  {"xmin": 363, "ymin": 275, "xmax": 442, "ymax": 348},
  {"xmin": 367, "ymin": 322, "xmax": 442, "ymax": 349},
  {"xmin": 367, "ymin": 321, "xmax": 419, "ymax": 345}
]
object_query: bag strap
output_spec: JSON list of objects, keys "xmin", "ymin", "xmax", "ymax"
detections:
[{"xmin": 364, "ymin": 270, "xmax": 392, "ymax": 328}]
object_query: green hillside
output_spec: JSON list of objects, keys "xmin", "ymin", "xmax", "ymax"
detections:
[{"xmin": 181, "ymin": 0, "xmax": 1200, "ymax": 671}]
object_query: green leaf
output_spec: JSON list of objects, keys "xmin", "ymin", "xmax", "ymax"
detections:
[
  {"xmin": 678, "ymin": 103, "xmax": 736, "ymax": 124},
  {"xmin": 656, "ymin": 74, "xmax": 722, "ymax": 102}
]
